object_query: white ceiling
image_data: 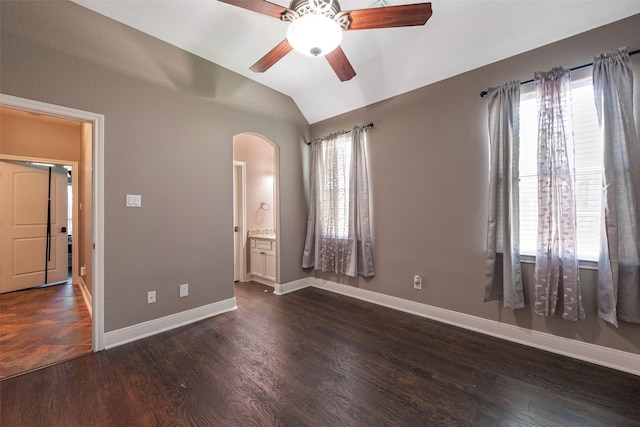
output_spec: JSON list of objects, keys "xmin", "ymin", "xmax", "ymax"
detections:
[{"xmin": 71, "ymin": 0, "xmax": 640, "ymax": 124}]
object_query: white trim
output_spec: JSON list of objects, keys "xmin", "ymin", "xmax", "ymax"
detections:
[
  {"xmin": 103, "ymin": 298, "xmax": 237, "ymax": 349},
  {"xmin": 1, "ymin": 93, "xmax": 106, "ymax": 352},
  {"xmin": 233, "ymin": 161, "xmax": 247, "ymax": 283},
  {"xmin": 520, "ymin": 253, "xmax": 599, "ymax": 270},
  {"xmin": 78, "ymin": 276, "xmax": 92, "ymax": 317},
  {"xmin": 284, "ymin": 277, "xmax": 640, "ymax": 376},
  {"xmin": 91, "ymin": 106, "xmax": 105, "ymax": 352},
  {"xmin": 274, "ymin": 277, "xmax": 312, "ymax": 295},
  {"xmin": 273, "ymin": 145, "xmax": 281, "ymax": 286}
]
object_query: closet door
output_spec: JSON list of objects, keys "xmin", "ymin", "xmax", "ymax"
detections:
[{"xmin": 0, "ymin": 160, "xmax": 68, "ymax": 293}]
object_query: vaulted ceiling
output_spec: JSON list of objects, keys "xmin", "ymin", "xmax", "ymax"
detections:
[{"xmin": 71, "ymin": 1, "xmax": 640, "ymax": 124}]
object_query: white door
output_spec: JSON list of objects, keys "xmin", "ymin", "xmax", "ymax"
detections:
[
  {"xmin": 233, "ymin": 162, "xmax": 246, "ymax": 282},
  {"xmin": 0, "ymin": 160, "xmax": 69, "ymax": 293}
]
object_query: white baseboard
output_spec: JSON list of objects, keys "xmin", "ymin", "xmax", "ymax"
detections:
[
  {"xmin": 78, "ymin": 276, "xmax": 92, "ymax": 317},
  {"xmin": 274, "ymin": 277, "xmax": 311, "ymax": 295},
  {"xmin": 103, "ymin": 298, "xmax": 237, "ymax": 349},
  {"xmin": 279, "ymin": 277, "xmax": 639, "ymax": 376}
]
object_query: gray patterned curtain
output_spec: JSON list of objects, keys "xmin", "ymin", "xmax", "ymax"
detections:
[
  {"xmin": 533, "ymin": 67, "xmax": 585, "ymax": 321},
  {"xmin": 484, "ymin": 81, "xmax": 525, "ymax": 309},
  {"xmin": 593, "ymin": 48, "xmax": 640, "ymax": 326},
  {"xmin": 302, "ymin": 126, "xmax": 374, "ymax": 277}
]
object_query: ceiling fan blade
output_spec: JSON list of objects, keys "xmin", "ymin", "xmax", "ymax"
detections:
[
  {"xmin": 346, "ymin": 3, "xmax": 433, "ymax": 30},
  {"xmin": 325, "ymin": 46, "xmax": 356, "ymax": 82},
  {"xmin": 218, "ymin": 0, "xmax": 289, "ymax": 19},
  {"xmin": 250, "ymin": 39, "xmax": 293, "ymax": 73}
]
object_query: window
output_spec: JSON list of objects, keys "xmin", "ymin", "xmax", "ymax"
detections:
[
  {"xmin": 518, "ymin": 71, "xmax": 602, "ymax": 260},
  {"xmin": 320, "ymin": 133, "xmax": 352, "ymax": 239},
  {"xmin": 302, "ymin": 126, "xmax": 374, "ymax": 277}
]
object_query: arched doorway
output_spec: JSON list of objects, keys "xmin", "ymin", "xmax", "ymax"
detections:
[{"xmin": 233, "ymin": 133, "xmax": 280, "ymax": 289}]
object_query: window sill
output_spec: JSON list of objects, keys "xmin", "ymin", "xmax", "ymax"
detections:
[{"xmin": 519, "ymin": 254, "xmax": 598, "ymax": 270}]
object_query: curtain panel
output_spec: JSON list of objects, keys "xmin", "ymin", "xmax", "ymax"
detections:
[
  {"xmin": 484, "ymin": 81, "xmax": 525, "ymax": 309},
  {"xmin": 302, "ymin": 126, "xmax": 375, "ymax": 278},
  {"xmin": 593, "ymin": 47, "xmax": 640, "ymax": 326},
  {"xmin": 533, "ymin": 67, "xmax": 585, "ymax": 321}
]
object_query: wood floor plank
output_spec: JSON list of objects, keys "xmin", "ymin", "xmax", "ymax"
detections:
[
  {"xmin": 1, "ymin": 281, "xmax": 639, "ymax": 426},
  {"xmin": 0, "ymin": 282, "xmax": 92, "ymax": 379}
]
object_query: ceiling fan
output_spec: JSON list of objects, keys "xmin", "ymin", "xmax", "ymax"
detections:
[{"xmin": 218, "ymin": 0, "xmax": 433, "ymax": 82}]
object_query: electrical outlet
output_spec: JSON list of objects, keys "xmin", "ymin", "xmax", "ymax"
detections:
[
  {"xmin": 413, "ymin": 275, "xmax": 423, "ymax": 290},
  {"xmin": 80, "ymin": 266, "xmax": 86, "ymax": 276},
  {"xmin": 179, "ymin": 283, "xmax": 189, "ymax": 298},
  {"xmin": 147, "ymin": 290, "xmax": 156, "ymax": 304}
]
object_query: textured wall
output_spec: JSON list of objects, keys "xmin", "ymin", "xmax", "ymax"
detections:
[
  {"xmin": 0, "ymin": 109, "xmax": 81, "ymax": 161},
  {"xmin": 1, "ymin": 1, "xmax": 309, "ymax": 332},
  {"xmin": 310, "ymin": 14, "xmax": 640, "ymax": 355}
]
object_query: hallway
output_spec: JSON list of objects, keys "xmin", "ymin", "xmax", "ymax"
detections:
[{"xmin": 0, "ymin": 282, "xmax": 91, "ymax": 380}]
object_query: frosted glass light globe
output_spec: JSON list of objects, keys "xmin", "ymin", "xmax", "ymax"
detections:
[{"xmin": 287, "ymin": 14, "xmax": 343, "ymax": 57}]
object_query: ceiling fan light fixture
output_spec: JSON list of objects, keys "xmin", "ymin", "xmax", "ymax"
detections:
[{"xmin": 287, "ymin": 14, "xmax": 342, "ymax": 57}]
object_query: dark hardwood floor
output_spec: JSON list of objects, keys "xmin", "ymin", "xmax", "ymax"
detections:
[
  {"xmin": 1, "ymin": 281, "xmax": 639, "ymax": 426},
  {"xmin": 0, "ymin": 282, "xmax": 92, "ymax": 380}
]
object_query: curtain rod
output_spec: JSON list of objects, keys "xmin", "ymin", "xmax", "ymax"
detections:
[
  {"xmin": 479, "ymin": 48, "xmax": 640, "ymax": 98},
  {"xmin": 306, "ymin": 123, "xmax": 374, "ymax": 145}
]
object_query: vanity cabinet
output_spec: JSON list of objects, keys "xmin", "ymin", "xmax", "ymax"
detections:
[{"xmin": 249, "ymin": 238, "xmax": 276, "ymax": 284}]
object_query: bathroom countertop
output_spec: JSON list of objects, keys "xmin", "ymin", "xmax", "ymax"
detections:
[
  {"xmin": 248, "ymin": 228, "xmax": 276, "ymax": 240},
  {"xmin": 250, "ymin": 234, "xmax": 276, "ymax": 240}
]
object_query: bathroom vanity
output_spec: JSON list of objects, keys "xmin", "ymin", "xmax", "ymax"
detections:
[{"xmin": 248, "ymin": 231, "xmax": 276, "ymax": 286}]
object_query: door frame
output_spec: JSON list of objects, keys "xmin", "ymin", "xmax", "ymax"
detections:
[
  {"xmin": 0, "ymin": 155, "xmax": 79, "ymax": 287},
  {"xmin": 0, "ymin": 93, "xmax": 105, "ymax": 351},
  {"xmin": 233, "ymin": 133, "xmax": 280, "ymax": 286},
  {"xmin": 233, "ymin": 161, "xmax": 247, "ymax": 282}
]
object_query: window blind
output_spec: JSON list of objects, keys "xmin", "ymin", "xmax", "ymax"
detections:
[{"xmin": 518, "ymin": 73, "xmax": 602, "ymax": 260}]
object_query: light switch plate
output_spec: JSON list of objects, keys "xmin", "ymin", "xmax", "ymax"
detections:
[
  {"xmin": 126, "ymin": 194, "xmax": 142, "ymax": 207},
  {"xmin": 179, "ymin": 283, "xmax": 189, "ymax": 298}
]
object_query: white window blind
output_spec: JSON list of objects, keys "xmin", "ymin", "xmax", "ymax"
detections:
[
  {"xmin": 518, "ymin": 72, "xmax": 602, "ymax": 260},
  {"xmin": 321, "ymin": 133, "xmax": 352, "ymax": 239}
]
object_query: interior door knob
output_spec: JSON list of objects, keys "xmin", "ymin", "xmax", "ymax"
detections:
[{"xmin": 60, "ymin": 226, "xmax": 67, "ymax": 233}]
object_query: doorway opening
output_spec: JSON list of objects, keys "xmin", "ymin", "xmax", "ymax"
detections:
[
  {"xmin": 232, "ymin": 134, "xmax": 280, "ymax": 290},
  {"xmin": 0, "ymin": 130, "xmax": 88, "ymax": 379},
  {"xmin": 0, "ymin": 94, "xmax": 105, "ymax": 378},
  {"xmin": 0, "ymin": 159, "xmax": 77, "ymax": 291}
]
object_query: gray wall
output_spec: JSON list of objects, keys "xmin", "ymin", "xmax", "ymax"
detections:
[
  {"xmin": 3, "ymin": 0, "xmax": 638, "ymax": 357},
  {"xmin": 310, "ymin": 14, "xmax": 640, "ymax": 355},
  {"xmin": 1, "ymin": 1, "xmax": 309, "ymax": 332}
]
